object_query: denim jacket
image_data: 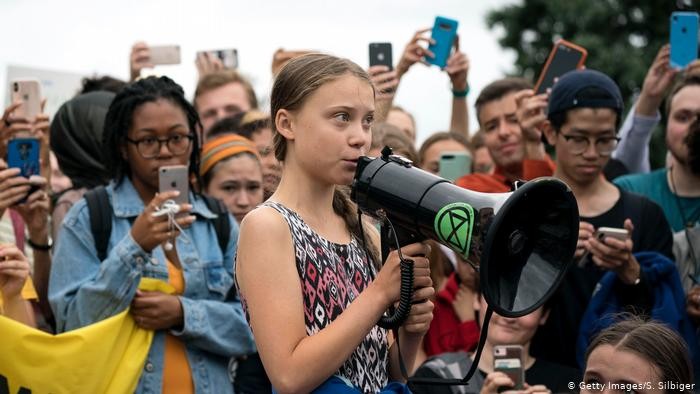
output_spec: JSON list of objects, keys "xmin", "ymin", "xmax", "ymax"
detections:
[{"xmin": 49, "ymin": 178, "xmax": 255, "ymax": 394}]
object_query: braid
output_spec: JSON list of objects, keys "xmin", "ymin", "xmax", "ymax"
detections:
[
  {"xmin": 333, "ymin": 186, "xmax": 380, "ymax": 270},
  {"xmin": 103, "ymin": 76, "xmax": 203, "ymax": 186}
]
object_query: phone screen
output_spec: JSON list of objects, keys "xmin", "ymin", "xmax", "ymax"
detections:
[{"xmin": 535, "ymin": 44, "xmax": 586, "ymax": 94}]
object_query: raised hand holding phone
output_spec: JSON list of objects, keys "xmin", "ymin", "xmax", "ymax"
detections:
[
  {"xmin": 426, "ymin": 16, "xmax": 459, "ymax": 69},
  {"xmin": 589, "ymin": 219, "xmax": 641, "ymax": 285},
  {"xmin": 196, "ymin": 49, "xmax": 238, "ymax": 78},
  {"xmin": 396, "ymin": 28, "xmax": 435, "ymax": 78}
]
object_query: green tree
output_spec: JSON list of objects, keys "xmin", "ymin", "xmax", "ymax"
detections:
[
  {"xmin": 487, "ymin": 0, "xmax": 671, "ymax": 102},
  {"xmin": 487, "ymin": 0, "xmax": 676, "ymax": 168}
]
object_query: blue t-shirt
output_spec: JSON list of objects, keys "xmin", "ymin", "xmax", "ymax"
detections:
[{"xmin": 615, "ymin": 169, "xmax": 700, "ymax": 233}]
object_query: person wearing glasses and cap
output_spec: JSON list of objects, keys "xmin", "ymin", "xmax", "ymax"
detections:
[
  {"xmin": 49, "ymin": 76, "xmax": 254, "ymax": 393},
  {"xmin": 515, "ymin": 69, "xmax": 678, "ymax": 370}
]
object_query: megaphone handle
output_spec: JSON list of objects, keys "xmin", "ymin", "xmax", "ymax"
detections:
[{"xmin": 377, "ymin": 258, "xmax": 414, "ymax": 329}]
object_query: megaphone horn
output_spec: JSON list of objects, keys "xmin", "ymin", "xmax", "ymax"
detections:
[{"xmin": 351, "ymin": 148, "xmax": 579, "ymax": 322}]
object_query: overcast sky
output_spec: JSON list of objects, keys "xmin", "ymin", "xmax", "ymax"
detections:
[{"xmin": 0, "ymin": 0, "xmax": 519, "ymax": 144}]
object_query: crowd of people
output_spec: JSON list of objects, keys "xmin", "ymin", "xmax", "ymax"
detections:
[{"xmin": 0, "ymin": 24, "xmax": 698, "ymax": 394}]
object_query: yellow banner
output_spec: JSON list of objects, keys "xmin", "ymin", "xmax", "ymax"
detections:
[{"xmin": 0, "ymin": 279, "xmax": 174, "ymax": 394}]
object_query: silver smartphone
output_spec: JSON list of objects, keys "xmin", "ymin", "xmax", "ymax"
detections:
[
  {"xmin": 149, "ymin": 45, "xmax": 182, "ymax": 65},
  {"xmin": 595, "ymin": 227, "xmax": 629, "ymax": 242},
  {"xmin": 10, "ymin": 78, "xmax": 42, "ymax": 122},
  {"xmin": 158, "ymin": 165, "xmax": 189, "ymax": 205}
]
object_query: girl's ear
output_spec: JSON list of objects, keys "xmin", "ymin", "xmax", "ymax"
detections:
[{"xmin": 275, "ymin": 109, "xmax": 295, "ymax": 141}]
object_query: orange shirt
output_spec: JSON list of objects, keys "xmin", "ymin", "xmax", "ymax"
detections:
[
  {"xmin": 455, "ymin": 158, "xmax": 555, "ymax": 193},
  {"xmin": 162, "ymin": 261, "xmax": 194, "ymax": 394},
  {"xmin": 0, "ymin": 277, "xmax": 37, "ymax": 313}
]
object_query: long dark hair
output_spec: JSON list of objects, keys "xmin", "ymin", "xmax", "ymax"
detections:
[
  {"xmin": 270, "ymin": 53, "xmax": 380, "ymax": 266},
  {"xmin": 103, "ymin": 76, "xmax": 202, "ymax": 185}
]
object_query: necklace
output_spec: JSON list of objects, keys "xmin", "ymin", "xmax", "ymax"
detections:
[
  {"xmin": 669, "ymin": 165, "xmax": 699, "ymax": 280},
  {"xmin": 669, "ymin": 165, "xmax": 700, "ymax": 228}
]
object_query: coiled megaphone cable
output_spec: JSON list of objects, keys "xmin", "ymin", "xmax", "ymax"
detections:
[{"xmin": 356, "ymin": 210, "xmax": 415, "ymax": 330}]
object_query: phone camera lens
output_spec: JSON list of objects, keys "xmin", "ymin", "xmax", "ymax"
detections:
[{"xmin": 13, "ymin": 83, "xmax": 18, "ymax": 92}]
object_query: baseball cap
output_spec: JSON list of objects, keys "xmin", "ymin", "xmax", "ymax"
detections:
[{"xmin": 547, "ymin": 69, "xmax": 623, "ymax": 117}]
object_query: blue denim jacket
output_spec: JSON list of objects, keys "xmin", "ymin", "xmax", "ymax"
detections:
[{"xmin": 49, "ymin": 178, "xmax": 256, "ymax": 394}]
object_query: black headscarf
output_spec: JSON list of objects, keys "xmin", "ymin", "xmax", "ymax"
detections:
[{"xmin": 50, "ymin": 91, "xmax": 114, "ymax": 189}]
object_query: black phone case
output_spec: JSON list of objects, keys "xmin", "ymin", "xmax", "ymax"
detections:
[{"xmin": 369, "ymin": 43, "xmax": 393, "ymax": 70}]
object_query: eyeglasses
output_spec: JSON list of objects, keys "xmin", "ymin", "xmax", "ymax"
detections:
[
  {"xmin": 125, "ymin": 134, "xmax": 194, "ymax": 159},
  {"xmin": 560, "ymin": 133, "xmax": 620, "ymax": 156}
]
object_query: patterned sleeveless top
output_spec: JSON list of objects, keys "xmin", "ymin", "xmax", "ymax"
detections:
[{"xmin": 243, "ymin": 201, "xmax": 389, "ymax": 393}]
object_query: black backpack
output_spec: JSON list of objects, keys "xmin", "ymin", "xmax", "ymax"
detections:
[{"xmin": 84, "ymin": 186, "xmax": 230, "ymax": 261}]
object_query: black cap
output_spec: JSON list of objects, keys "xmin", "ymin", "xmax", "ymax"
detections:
[{"xmin": 547, "ymin": 69, "xmax": 623, "ymax": 117}]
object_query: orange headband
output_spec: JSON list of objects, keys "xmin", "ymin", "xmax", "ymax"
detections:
[{"xmin": 200, "ymin": 134, "xmax": 261, "ymax": 176}]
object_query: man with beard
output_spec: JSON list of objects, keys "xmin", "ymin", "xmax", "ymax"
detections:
[{"xmin": 615, "ymin": 76, "xmax": 700, "ymax": 297}]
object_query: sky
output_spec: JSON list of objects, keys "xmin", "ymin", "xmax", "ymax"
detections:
[{"xmin": 0, "ymin": 0, "xmax": 519, "ymax": 144}]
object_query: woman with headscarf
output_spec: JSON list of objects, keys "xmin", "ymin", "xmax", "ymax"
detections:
[{"xmin": 50, "ymin": 91, "xmax": 114, "ymax": 240}]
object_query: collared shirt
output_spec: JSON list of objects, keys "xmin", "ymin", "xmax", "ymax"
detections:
[{"xmin": 49, "ymin": 177, "xmax": 255, "ymax": 394}]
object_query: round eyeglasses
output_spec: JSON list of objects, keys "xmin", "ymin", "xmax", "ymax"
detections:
[
  {"xmin": 125, "ymin": 134, "xmax": 194, "ymax": 159},
  {"xmin": 560, "ymin": 134, "xmax": 620, "ymax": 156}
]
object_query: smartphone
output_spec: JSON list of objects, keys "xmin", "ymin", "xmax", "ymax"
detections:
[
  {"xmin": 159, "ymin": 165, "xmax": 189, "ymax": 205},
  {"xmin": 7, "ymin": 138, "xmax": 40, "ymax": 178},
  {"xmin": 534, "ymin": 39, "xmax": 588, "ymax": 95},
  {"xmin": 198, "ymin": 49, "xmax": 239, "ymax": 69},
  {"xmin": 10, "ymin": 79, "xmax": 42, "ymax": 122},
  {"xmin": 595, "ymin": 227, "xmax": 629, "ymax": 242},
  {"xmin": 439, "ymin": 151, "xmax": 472, "ymax": 181},
  {"xmin": 149, "ymin": 45, "xmax": 182, "ymax": 65},
  {"xmin": 426, "ymin": 16, "xmax": 459, "ymax": 68},
  {"xmin": 670, "ymin": 12, "xmax": 699, "ymax": 69},
  {"xmin": 493, "ymin": 345, "xmax": 524, "ymax": 390},
  {"xmin": 369, "ymin": 43, "xmax": 393, "ymax": 70}
]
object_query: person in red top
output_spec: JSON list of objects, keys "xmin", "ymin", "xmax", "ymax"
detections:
[
  {"xmin": 456, "ymin": 78, "xmax": 555, "ymax": 192},
  {"xmin": 423, "ymin": 252, "xmax": 479, "ymax": 357}
]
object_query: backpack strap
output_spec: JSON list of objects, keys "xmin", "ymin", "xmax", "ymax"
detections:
[
  {"xmin": 84, "ymin": 186, "xmax": 111, "ymax": 261},
  {"xmin": 201, "ymin": 194, "xmax": 231, "ymax": 256},
  {"xmin": 84, "ymin": 188, "xmax": 230, "ymax": 262}
]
